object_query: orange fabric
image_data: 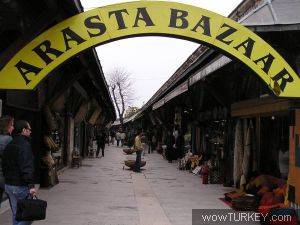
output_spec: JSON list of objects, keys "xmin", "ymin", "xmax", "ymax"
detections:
[
  {"xmin": 258, "ymin": 186, "xmax": 270, "ymax": 196},
  {"xmin": 260, "ymin": 192, "xmax": 281, "ymax": 206},
  {"xmin": 257, "ymin": 204, "xmax": 281, "ymax": 216}
]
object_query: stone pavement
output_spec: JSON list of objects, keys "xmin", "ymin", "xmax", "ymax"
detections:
[{"xmin": 0, "ymin": 145, "xmax": 236, "ymax": 225}]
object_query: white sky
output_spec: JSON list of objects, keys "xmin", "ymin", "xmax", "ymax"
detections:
[{"xmin": 81, "ymin": 0, "xmax": 243, "ymax": 108}]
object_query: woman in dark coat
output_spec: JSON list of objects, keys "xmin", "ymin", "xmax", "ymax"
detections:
[{"xmin": 0, "ymin": 116, "xmax": 14, "ymax": 207}]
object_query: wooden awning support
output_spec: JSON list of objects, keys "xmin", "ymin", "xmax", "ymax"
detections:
[{"xmin": 231, "ymin": 97, "xmax": 300, "ymax": 117}]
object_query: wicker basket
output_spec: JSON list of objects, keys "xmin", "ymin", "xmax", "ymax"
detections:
[
  {"xmin": 124, "ymin": 160, "xmax": 146, "ymax": 168},
  {"xmin": 123, "ymin": 148, "xmax": 135, "ymax": 154}
]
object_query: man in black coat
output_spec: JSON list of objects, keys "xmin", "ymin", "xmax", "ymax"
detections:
[
  {"xmin": 96, "ymin": 130, "xmax": 106, "ymax": 158},
  {"xmin": 2, "ymin": 120, "xmax": 37, "ymax": 225}
]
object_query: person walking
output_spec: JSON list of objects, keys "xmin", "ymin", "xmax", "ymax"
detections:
[
  {"xmin": 150, "ymin": 134, "xmax": 157, "ymax": 153},
  {"xmin": 110, "ymin": 130, "xmax": 115, "ymax": 145},
  {"xmin": 2, "ymin": 120, "xmax": 37, "ymax": 225},
  {"xmin": 120, "ymin": 131, "xmax": 126, "ymax": 147},
  {"xmin": 166, "ymin": 130, "xmax": 175, "ymax": 163},
  {"xmin": 116, "ymin": 130, "xmax": 121, "ymax": 147},
  {"xmin": 96, "ymin": 130, "xmax": 106, "ymax": 158},
  {"xmin": 133, "ymin": 128, "xmax": 143, "ymax": 173},
  {"xmin": 0, "ymin": 116, "xmax": 14, "ymax": 207},
  {"xmin": 147, "ymin": 132, "xmax": 152, "ymax": 154}
]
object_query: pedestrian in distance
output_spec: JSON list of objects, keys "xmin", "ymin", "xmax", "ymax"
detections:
[
  {"xmin": 110, "ymin": 130, "xmax": 115, "ymax": 145},
  {"xmin": 96, "ymin": 130, "xmax": 106, "ymax": 158},
  {"xmin": 106, "ymin": 131, "xmax": 110, "ymax": 146},
  {"xmin": 120, "ymin": 131, "xmax": 126, "ymax": 147},
  {"xmin": 148, "ymin": 132, "xmax": 156, "ymax": 154},
  {"xmin": 147, "ymin": 132, "xmax": 152, "ymax": 154},
  {"xmin": 116, "ymin": 130, "xmax": 121, "ymax": 147},
  {"xmin": 2, "ymin": 120, "xmax": 37, "ymax": 225},
  {"xmin": 0, "ymin": 115, "xmax": 14, "ymax": 207}
]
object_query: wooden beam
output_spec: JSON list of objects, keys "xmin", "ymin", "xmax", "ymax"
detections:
[
  {"xmin": 48, "ymin": 68, "xmax": 87, "ymax": 105},
  {"xmin": 231, "ymin": 97, "xmax": 300, "ymax": 117}
]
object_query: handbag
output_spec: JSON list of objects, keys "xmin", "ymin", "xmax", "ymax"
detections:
[{"xmin": 16, "ymin": 195, "xmax": 47, "ymax": 221}]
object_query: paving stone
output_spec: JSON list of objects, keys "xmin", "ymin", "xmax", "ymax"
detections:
[{"xmin": 0, "ymin": 145, "xmax": 255, "ymax": 225}]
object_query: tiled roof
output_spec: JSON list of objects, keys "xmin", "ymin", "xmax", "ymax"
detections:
[{"xmin": 241, "ymin": 0, "xmax": 300, "ymax": 26}]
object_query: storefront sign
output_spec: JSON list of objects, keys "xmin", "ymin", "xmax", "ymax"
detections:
[{"xmin": 0, "ymin": 1, "xmax": 299, "ymax": 97}]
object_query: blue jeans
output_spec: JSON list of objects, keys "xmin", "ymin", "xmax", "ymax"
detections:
[{"xmin": 5, "ymin": 184, "xmax": 32, "ymax": 225}]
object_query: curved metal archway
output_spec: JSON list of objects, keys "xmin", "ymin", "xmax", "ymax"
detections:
[{"xmin": 0, "ymin": 1, "xmax": 299, "ymax": 97}]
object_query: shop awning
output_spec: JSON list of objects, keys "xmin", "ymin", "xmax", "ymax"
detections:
[
  {"xmin": 152, "ymin": 98, "xmax": 165, "ymax": 110},
  {"xmin": 112, "ymin": 119, "xmax": 120, "ymax": 126},
  {"xmin": 189, "ymin": 56, "xmax": 232, "ymax": 86},
  {"xmin": 164, "ymin": 81, "xmax": 189, "ymax": 103},
  {"xmin": 149, "ymin": 113, "xmax": 157, "ymax": 125},
  {"xmin": 152, "ymin": 81, "xmax": 189, "ymax": 110},
  {"xmin": 240, "ymin": 0, "xmax": 300, "ymax": 27},
  {"xmin": 124, "ymin": 113, "xmax": 136, "ymax": 124}
]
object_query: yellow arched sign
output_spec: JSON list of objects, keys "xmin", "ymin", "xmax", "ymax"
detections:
[{"xmin": 0, "ymin": 1, "xmax": 299, "ymax": 97}]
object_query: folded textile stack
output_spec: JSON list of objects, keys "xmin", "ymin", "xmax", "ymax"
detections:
[{"xmin": 232, "ymin": 194, "xmax": 259, "ymax": 211}]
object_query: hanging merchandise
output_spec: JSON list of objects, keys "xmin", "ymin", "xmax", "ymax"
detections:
[
  {"xmin": 44, "ymin": 135, "xmax": 59, "ymax": 152},
  {"xmin": 234, "ymin": 120, "xmax": 244, "ymax": 187},
  {"xmin": 174, "ymin": 108, "xmax": 182, "ymax": 127},
  {"xmin": 241, "ymin": 119, "xmax": 253, "ymax": 188},
  {"xmin": 202, "ymin": 163, "xmax": 209, "ymax": 184},
  {"xmin": 43, "ymin": 105, "xmax": 58, "ymax": 131},
  {"xmin": 209, "ymin": 155, "xmax": 220, "ymax": 184},
  {"xmin": 41, "ymin": 152, "xmax": 55, "ymax": 168}
]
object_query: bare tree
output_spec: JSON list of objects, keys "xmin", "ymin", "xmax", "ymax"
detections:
[{"xmin": 107, "ymin": 68, "xmax": 134, "ymax": 128}]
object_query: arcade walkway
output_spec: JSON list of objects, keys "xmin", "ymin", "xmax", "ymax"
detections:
[{"xmin": 1, "ymin": 145, "xmax": 234, "ymax": 225}]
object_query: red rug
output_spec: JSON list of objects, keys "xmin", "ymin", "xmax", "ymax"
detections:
[{"xmin": 219, "ymin": 198, "xmax": 233, "ymax": 208}]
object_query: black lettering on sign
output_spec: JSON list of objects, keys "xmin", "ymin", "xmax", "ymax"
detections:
[
  {"xmin": 169, "ymin": 8, "xmax": 188, "ymax": 29},
  {"xmin": 109, "ymin": 9, "xmax": 129, "ymax": 30},
  {"xmin": 15, "ymin": 60, "xmax": 42, "ymax": 85},
  {"xmin": 254, "ymin": 53, "xmax": 275, "ymax": 74},
  {"xmin": 133, "ymin": 8, "xmax": 155, "ymax": 27},
  {"xmin": 216, "ymin": 23, "xmax": 237, "ymax": 45},
  {"xmin": 85, "ymin": 15, "xmax": 107, "ymax": 38},
  {"xmin": 32, "ymin": 40, "xmax": 63, "ymax": 65},
  {"xmin": 234, "ymin": 38, "xmax": 255, "ymax": 59},
  {"xmin": 191, "ymin": 16, "xmax": 211, "ymax": 37},
  {"xmin": 61, "ymin": 27, "xmax": 86, "ymax": 51},
  {"xmin": 272, "ymin": 68, "xmax": 294, "ymax": 91}
]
